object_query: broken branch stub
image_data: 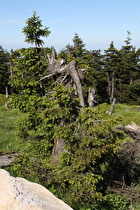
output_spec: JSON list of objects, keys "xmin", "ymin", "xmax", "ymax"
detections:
[{"xmin": 88, "ymin": 87, "xmax": 96, "ymax": 108}]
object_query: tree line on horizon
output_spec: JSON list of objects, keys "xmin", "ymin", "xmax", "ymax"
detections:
[{"xmin": 1, "ymin": 30, "xmax": 140, "ymax": 105}]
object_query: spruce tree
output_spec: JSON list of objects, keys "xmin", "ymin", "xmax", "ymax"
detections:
[
  {"xmin": 0, "ymin": 46, "xmax": 10, "ymax": 94},
  {"xmin": 103, "ymin": 42, "xmax": 119, "ymax": 103},
  {"xmin": 22, "ymin": 11, "xmax": 51, "ymax": 48},
  {"xmin": 117, "ymin": 32, "xmax": 140, "ymax": 103}
]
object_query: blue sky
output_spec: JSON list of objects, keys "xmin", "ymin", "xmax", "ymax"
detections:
[{"xmin": 1, "ymin": 0, "xmax": 140, "ymax": 52}]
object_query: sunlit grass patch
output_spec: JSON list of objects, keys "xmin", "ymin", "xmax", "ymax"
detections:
[
  {"xmin": 0, "ymin": 105, "xmax": 21, "ymax": 152},
  {"xmin": 97, "ymin": 103, "xmax": 140, "ymax": 126}
]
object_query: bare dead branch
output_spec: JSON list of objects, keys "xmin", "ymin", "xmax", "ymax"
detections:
[
  {"xmin": 46, "ymin": 48, "xmax": 85, "ymax": 107},
  {"xmin": 40, "ymin": 73, "xmax": 54, "ymax": 81},
  {"xmin": 116, "ymin": 121, "xmax": 140, "ymax": 140}
]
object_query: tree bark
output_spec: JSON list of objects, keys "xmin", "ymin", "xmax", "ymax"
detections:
[
  {"xmin": 109, "ymin": 97, "xmax": 116, "ymax": 115},
  {"xmin": 5, "ymin": 86, "xmax": 8, "ymax": 98},
  {"xmin": 52, "ymin": 139, "xmax": 66, "ymax": 164},
  {"xmin": 106, "ymin": 71, "xmax": 115, "ymax": 104},
  {"xmin": 44, "ymin": 48, "xmax": 86, "ymax": 163},
  {"xmin": 110, "ymin": 71, "xmax": 115, "ymax": 103},
  {"xmin": 43, "ymin": 48, "xmax": 85, "ymax": 107},
  {"xmin": 68, "ymin": 60, "xmax": 85, "ymax": 107}
]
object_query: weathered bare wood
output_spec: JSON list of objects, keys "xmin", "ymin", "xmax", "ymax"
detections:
[
  {"xmin": 46, "ymin": 48, "xmax": 85, "ymax": 107},
  {"xmin": 77, "ymin": 68, "xmax": 85, "ymax": 81},
  {"xmin": 47, "ymin": 48, "xmax": 67, "ymax": 74},
  {"xmin": 40, "ymin": 73, "xmax": 54, "ymax": 81},
  {"xmin": 109, "ymin": 97, "xmax": 116, "ymax": 115},
  {"xmin": 110, "ymin": 71, "xmax": 115, "ymax": 103},
  {"xmin": 5, "ymin": 101, "xmax": 9, "ymax": 110},
  {"xmin": 44, "ymin": 91, "xmax": 54, "ymax": 97},
  {"xmin": 106, "ymin": 71, "xmax": 115, "ymax": 104},
  {"xmin": 60, "ymin": 73, "xmax": 69, "ymax": 84},
  {"xmin": 117, "ymin": 121, "xmax": 140, "ymax": 140},
  {"xmin": 68, "ymin": 60, "xmax": 85, "ymax": 107},
  {"xmin": 88, "ymin": 87, "xmax": 96, "ymax": 107},
  {"xmin": 5, "ymin": 86, "xmax": 8, "ymax": 98},
  {"xmin": 52, "ymin": 139, "xmax": 66, "ymax": 164},
  {"xmin": 44, "ymin": 48, "xmax": 86, "ymax": 163}
]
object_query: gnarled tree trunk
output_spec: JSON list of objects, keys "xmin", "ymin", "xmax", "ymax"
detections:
[
  {"xmin": 44, "ymin": 48, "xmax": 85, "ymax": 107},
  {"xmin": 41, "ymin": 48, "xmax": 86, "ymax": 163}
]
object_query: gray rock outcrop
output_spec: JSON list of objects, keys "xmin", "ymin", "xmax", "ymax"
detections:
[
  {"xmin": 0, "ymin": 169, "xmax": 73, "ymax": 210},
  {"xmin": 0, "ymin": 152, "xmax": 19, "ymax": 167}
]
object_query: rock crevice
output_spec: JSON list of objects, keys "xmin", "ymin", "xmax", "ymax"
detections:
[{"xmin": 0, "ymin": 169, "xmax": 73, "ymax": 210}]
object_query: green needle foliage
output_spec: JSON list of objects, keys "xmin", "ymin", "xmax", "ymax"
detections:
[
  {"xmin": 0, "ymin": 46, "xmax": 10, "ymax": 94},
  {"xmin": 8, "ymin": 14, "xmax": 130, "ymax": 209},
  {"xmin": 10, "ymin": 51, "xmax": 125, "ymax": 207},
  {"xmin": 22, "ymin": 11, "xmax": 51, "ymax": 48},
  {"xmin": 11, "ymin": 90, "xmax": 125, "ymax": 208},
  {"xmin": 49, "ymin": 109, "xmax": 124, "ymax": 207}
]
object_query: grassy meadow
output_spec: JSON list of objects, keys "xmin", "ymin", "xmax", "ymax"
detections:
[
  {"xmin": 98, "ymin": 102, "xmax": 140, "ymax": 125},
  {"xmin": 0, "ymin": 94, "xmax": 21, "ymax": 152}
]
